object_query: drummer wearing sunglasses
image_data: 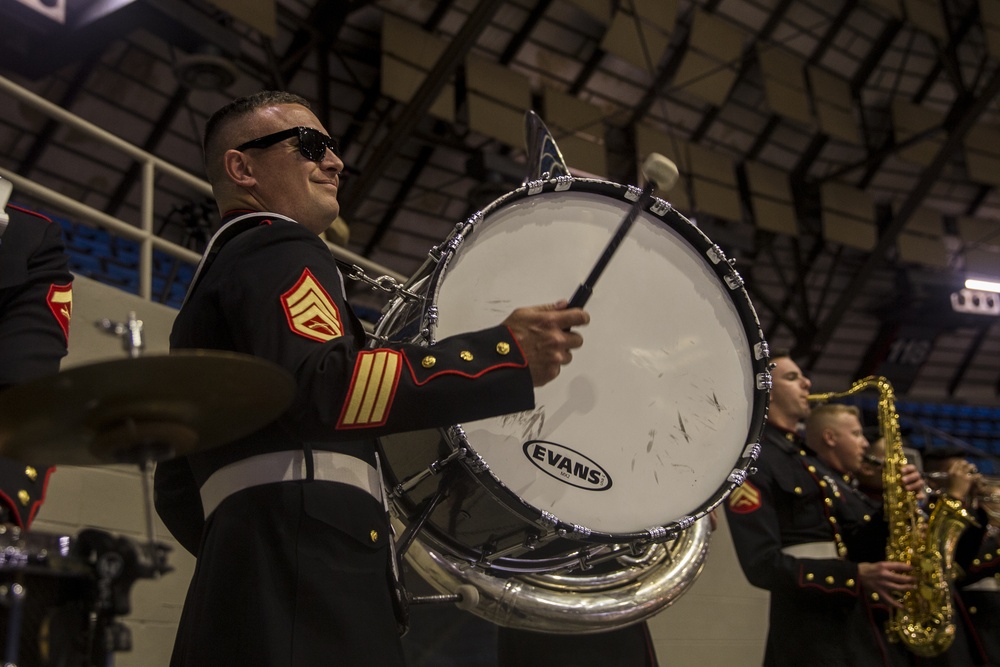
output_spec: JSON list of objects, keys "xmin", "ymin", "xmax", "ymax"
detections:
[{"xmin": 156, "ymin": 91, "xmax": 589, "ymax": 667}]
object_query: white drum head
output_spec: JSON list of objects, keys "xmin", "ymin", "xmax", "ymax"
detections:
[{"xmin": 433, "ymin": 186, "xmax": 759, "ymax": 535}]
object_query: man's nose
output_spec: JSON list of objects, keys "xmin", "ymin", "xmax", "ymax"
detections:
[{"xmin": 323, "ymin": 149, "xmax": 344, "ymax": 171}]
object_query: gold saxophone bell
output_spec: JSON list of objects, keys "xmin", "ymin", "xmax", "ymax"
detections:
[{"xmin": 809, "ymin": 376, "xmax": 975, "ymax": 658}]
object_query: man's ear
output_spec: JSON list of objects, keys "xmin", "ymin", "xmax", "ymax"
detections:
[
  {"xmin": 223, "ymin": 149, "xmax": 255, "ymax": 187},
  {"xmin": 822, "ymin": 427, "xmax": 837, "ymax": 449}
]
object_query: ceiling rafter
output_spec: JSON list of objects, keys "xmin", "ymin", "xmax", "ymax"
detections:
[{"xmin": 802, "ymin": 65, "xmax": 1000, "ymax": 366}]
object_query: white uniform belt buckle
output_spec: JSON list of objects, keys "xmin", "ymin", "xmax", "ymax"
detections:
[
  {"xmin": 780, "ymin": 541, "xmax": 841, "ymax": 559},
  {"xmin": 199, "ymin": 450, "xmax": 382, "ymax": 518}
]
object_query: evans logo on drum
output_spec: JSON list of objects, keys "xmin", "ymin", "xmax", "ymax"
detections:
[{"xmin": 523, "ymin": 441, "xmax": 612, "ymax": 491}]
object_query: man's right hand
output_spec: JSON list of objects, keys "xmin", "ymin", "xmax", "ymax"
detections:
[
  {"xmin": 857, "ymin": 561, "xmax": 915, "ymax": 609},
  {"xmin": 502, "ymin": 300, "xmax": 589, "ymax": 387}
]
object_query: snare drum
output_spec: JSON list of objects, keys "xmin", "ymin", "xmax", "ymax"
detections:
[{"xmin": 376, "ymin": 178, "xmax": 768, "ymax": 570}]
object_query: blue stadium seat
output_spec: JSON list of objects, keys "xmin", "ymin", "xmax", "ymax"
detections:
[{"xmin": 68, "ymin": 253, "xmax": 104, "ymax": 277}]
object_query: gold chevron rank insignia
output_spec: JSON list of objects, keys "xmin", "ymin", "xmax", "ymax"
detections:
[
  {"xmin": 338, "ymin": 350, "xmax": 401, "ymax": 428},
  {"xmin": 728, "ymin": 481, "xmax": 761, "ymax": 514},
  {"xmin": 46, "ymin": 283, "xmax": 73, "ymax": 341},
  {"xmin": 281, "ymin": 268, "xmax": 344, "ymax": 342}
]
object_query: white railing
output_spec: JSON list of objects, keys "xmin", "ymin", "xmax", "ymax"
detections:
[{"xmin": 0, "ymin": 74, "xmax": 402, "ymax": 301}]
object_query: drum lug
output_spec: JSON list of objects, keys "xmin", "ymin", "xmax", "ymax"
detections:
[
  {"xmin": 523, "ymin": 533, "xmax": 540, "ymax": 550},
  {"xmin": 754, "ymin": 340, "xmax": 770, "ymax": 361},
  {"xmin": 706, "ymin": 244, "xmax": 727, "ymax": 265},
  {"xmin": 420, "ymin": 305, "xmax": 439, "ymax": 335},
  {"xmin": 756, "ymin": 371, "xmax": 772, "ymax": 390},
  {"xmin": 526, "ymin": 179, "xmax": 546, "ymax": 195},
  {"xmin": 728, "ymin": 469, "xmax": 749, "ymax": 486},
  {"xmin": 554, "ymin": 175, "xmax": 573, "ymax": 191},
  {"xmin": 724, "ymin": 271, "xmax": 744, "ymax": 290},
  {"xmin": 741, "ymin": 441, "xmax": 762, "ymax": 461},
  {"xmin": 649, "ymin": 198, "xmax": 671, "ymax": 216}
]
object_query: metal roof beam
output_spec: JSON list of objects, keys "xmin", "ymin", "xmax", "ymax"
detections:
[
  {"xmin": 801, "ymin": 66, "xmax": 1000, "ymax": 367},
  {"xmin": 338, "ymin": 0, "xmax": 505, "ymax": 221}
]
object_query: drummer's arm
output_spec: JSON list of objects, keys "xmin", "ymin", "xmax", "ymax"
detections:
[{"xmin": 213, "ymin": 228, "xmax": 569, "ymax": 436}]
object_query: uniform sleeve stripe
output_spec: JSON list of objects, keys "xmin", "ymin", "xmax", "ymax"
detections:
[
  {"xmin": 338, "ymin": 350, "xmax": 402, "ymax": 428},
  {"xmin": 355, "ymin": 351, "xmax": 388, "ymax": 423},
  {"xmin": 342, "ymin": 353, "xmax": 375, "ymax": 425},
  {"xmin": 368, "ymin": 352, "xmax": 399, "ymax": 423}
]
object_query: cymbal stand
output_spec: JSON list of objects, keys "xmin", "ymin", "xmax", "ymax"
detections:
[{"xmin": 94, "ymin": 313, "xmax": 160, "ymax": 549}]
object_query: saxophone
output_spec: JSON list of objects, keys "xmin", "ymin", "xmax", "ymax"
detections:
[{"xmin": 810, "ymin": 376, "xmax": 974, "ymax": 657}]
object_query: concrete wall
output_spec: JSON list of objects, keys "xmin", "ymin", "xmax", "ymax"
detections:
[{"xmin": 26, "ymin": 275, "xmax": 769, "ymax": 666}]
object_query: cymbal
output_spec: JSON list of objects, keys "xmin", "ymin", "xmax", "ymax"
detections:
[{"xmin": 0, "ymin": 351, "xmax": 297, "ymax": 466}]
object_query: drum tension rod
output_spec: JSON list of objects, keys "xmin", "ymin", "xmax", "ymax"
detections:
[
  {"xmin": 391, "ymin": 447, "xmax": 466, "ymax": 498},
  {"xmin": 394, "ymin": 475, "xmax": 452, "ymax": 559}
]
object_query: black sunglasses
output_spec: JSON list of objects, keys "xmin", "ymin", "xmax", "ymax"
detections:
[{"xmin": 235, "ymin": 126, "xmax": 339, "ymax": 162}]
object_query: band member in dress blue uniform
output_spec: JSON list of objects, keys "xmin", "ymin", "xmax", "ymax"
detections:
[
  {"xmin": 957, "ymin": 511, "xmax": 1000, "ymax": 666},
  {"xmin": 724, "ymin": 352, "xmax": 922, "ymax": 667},
  {"xmin": 917, "ymin": 448, "xmax": 995, "ymax": 666},
  {"xmin": 0, "ymin": 192, "xmax": 73, "ymax": 528},
  {"xmin": 154, "ymin": 91, "xmax": 589, "ymax": 667}
]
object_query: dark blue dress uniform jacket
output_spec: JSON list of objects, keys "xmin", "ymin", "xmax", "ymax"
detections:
[
  {"xmin": 956, "ymin": 531, "xmax": 1000, "ymax": 667},
  {"xmin": 724, "ymin": 423, "xmax": 899, "ymax": 667},
  {"xmin": 158, "ymin": 212, "xmax": 535, "ymax": 667},
  {"xmin": 0, "ymin": 204, "xmax": 72, "ymax": 528}
]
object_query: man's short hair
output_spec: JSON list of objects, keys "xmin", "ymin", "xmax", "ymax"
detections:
[
  {"xmin": 805, "ymin": 403, "xmax": 860, "ymax": 445},
  {"xmin": 202, "ymin": 91, "xmax": 311, "ymax": 182}
]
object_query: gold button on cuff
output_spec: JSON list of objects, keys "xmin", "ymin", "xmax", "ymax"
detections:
[
  {"xmin": 824, "ymin": 498, "xmax": 833, "ymax": 506},
  {"xmin": 496, "ymin": 341, "xmax": 510, "ymax": 355},
  {"xmin": 17, "ymin": 490, "xmax": 29, "ymax": 506},
  {"xmin": 808, "ymin": 465, "xmax": 816, "ymax": 472},
  {"xmin": 421, "ymin": 356, "xmax": 436, "ymax": 368},
  {"xmin": 825, "ymin": 576, "xmax": 835, "ymax": 585},
  {"xmin": 370, "ymin": 530, "xmax": 378, "ymax": 542},
  {"xmin": 871, "ymin": 592, "xmax": 880, "ymax": 601},
  {"xmin": 24, "ymin": 466, "xmax": 37, "ymax": 482},
  {"xmin": 970, "ymin": 606, "xmax": 978, "ymax": 614},
  {"xmin": 985, "ymin": 553, "xmax": 993, "ymax": 561},
  {"xmin": 863, "ymin": 514, "xmax": 871, "ymax": 522},
  {"xmin": 805, "ymin": 573, "xmax": 814, "ymax": 581},
  {"xmin": 460, "ymin": 351, "xmax": 474, "ymax": 362},
  {"xmin": 794, "ymin": 486, "xmax": 802, "ymax": 495},
  {"xmin": 846, "ymin": 579, "xmax": 855, "ymax": 587},
  {"xmin": 819, "ymin": 480, "xmax": 827, "ymax": 487},
  {"xmin": 973, "ymin": 559, "xmax": 982, "ymax": 566},
  {"xmin": 828, "ymin": 517, "xmax": 837, "ymax": 524}
]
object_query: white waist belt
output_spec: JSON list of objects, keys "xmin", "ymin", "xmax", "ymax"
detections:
[
  {"xmin": 781, "ymin": 541, "xmax": 841, "ymax": 559},
  {"xmin": 964, "ymin": 576, "xmax": 1000, "ymax": 592},
  {"xmin": 200, "ymin": 450, "xmax": 382, "ymax": 518}
]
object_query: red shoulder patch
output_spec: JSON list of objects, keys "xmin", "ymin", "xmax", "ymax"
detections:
[
  {"xmin": 728, "ymin": 480, "xmax": 762, "ymax": 514},
  {"xmin": 46, "ymin": 283, "xmax": 72, "ymax": 342},
  {"xmin": 281, "ymin": 268, "xmax": 344, "ymax": 342}
]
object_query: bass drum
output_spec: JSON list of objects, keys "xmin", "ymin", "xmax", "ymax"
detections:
[{"xmin": 376, "ymin": 177, "xmax": 769, "ymax": 573}]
